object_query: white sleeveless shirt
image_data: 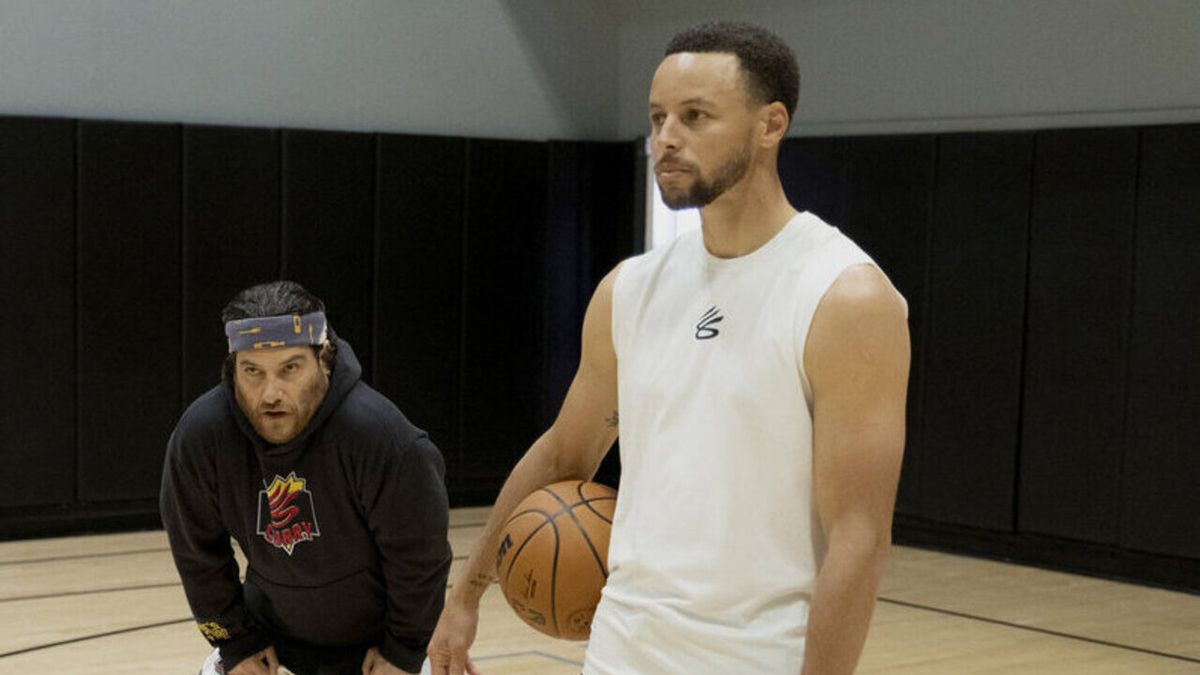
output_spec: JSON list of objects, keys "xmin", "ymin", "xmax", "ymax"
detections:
[{"xmin": 583, "ymin": 212, "xmax": 885, "ymax": 674}]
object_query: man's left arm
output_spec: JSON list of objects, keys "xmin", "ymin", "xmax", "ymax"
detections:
[
  {"xmin": 802, "ymin": 264, "xmax": 910, "ymax": 675},
  {"xmin": 361, "ymin": 433, "xmax": 453, "ymax": 674}
]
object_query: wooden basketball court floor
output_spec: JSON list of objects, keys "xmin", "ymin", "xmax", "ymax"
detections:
[{"xmin": 2, "ymin": 506, "xmax": 1198, "ymax": 674}]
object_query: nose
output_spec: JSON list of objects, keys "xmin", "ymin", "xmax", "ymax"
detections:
[
  {"xmin": 261, "ymin": 377, "xmax": 284, "ymax": 406},
  {"xmin": 652, "ymin": 115, "xmax": 681, "ymax": 158}
]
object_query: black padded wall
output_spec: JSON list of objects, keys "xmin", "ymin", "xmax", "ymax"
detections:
[
  {"xmin": 1018, "ymin": 128, "xmax": 1138, "ymax": 544},
  {"xmin": 543, "ymin": 142, "xmax": 637, "ymax": 421},
  {"xmin": 282, "ymin": 130, "xmax": 376, "ymax": 378},
  {"xmin": 77, "ymin": 121, "xmax": 182, "ymax": 501},
  {"xmin": 544, "ymin": 141, "xmax": 638, "ymax": 489},
  {"xmin": 1120, "ymin": 125, "xmax": 1200, "ymax": 559},
  {"xmin": 581, "ymin": 143, "xmax": 640, "ymax": 285},
  {"xmin": 842, "ymin": 136, "xmax": 937, "ymax": 517},
  {"xmin": 182, "ymin": 126, "xmax": 280, "ymax": 402},
  {"xmin": 919, "ymin": 133, "xmax": 1033, "ymax": 530},
  {"xmin": 374, "ymin": 134, "xmax": 467, "ymax": 487},
  {"xmin": 778, "ymin": 137, "xmax": 848, "ymax": 227},
  {"xmin": 773, "ymin": 124, "xmax": 1200, "ymax": 589},
  {"xmin": 0, "ymin": 118, "xmax": 76, "ymax": 508},
  {"xmin": 544, "ymin": 142, "xmax": 591, "ymax": 427},
  {"xmin": 459, "ymin": 140, "xmax": 550, "ymax": 500}
]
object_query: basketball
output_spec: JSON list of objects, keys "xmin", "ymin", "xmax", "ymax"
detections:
[{"xmin": 495, "ymin": 480, "xmax": 617, "ymax": 640}]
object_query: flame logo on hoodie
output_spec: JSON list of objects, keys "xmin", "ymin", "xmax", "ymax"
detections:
[{"xmin": 256, "ymin": 472, "xmax": 320, "ymax": 555}]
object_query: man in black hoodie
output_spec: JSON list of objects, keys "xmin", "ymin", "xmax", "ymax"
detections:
[{"xmin": 161, "ymin": 281, "xmax": 451, "ymax": 675}]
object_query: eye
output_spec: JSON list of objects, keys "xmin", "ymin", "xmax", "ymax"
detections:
[
  {"xmin": 649, "ymin": 112, "xmax": 666, "ymax": 128},
  {"xmin": 686, "ymin": 109, "xmax": 708, "ymax": 123},
  {"xmin": 242, "ymin": 366, "xmax": 260, "ymax": 376},
  {"xmin": 283, "ymin": 363, "xmax": 300, "ymax": 373}
]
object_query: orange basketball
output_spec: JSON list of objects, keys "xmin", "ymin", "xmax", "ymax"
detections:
[{"xmin": 495, "ymin": 480, "xmax": 616, "ymax": 640}]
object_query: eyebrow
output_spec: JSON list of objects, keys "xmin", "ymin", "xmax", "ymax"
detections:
[
  {"xmin": 649, "ymin": 97, "xmax": 716, "ymax": 110},
  {"xmin": 239, "ymin": 354, "xmax": 308, "ymax": 368}
]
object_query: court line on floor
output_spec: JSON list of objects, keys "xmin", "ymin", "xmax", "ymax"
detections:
[
  {"xmin": 878, "ymin": 596, "xmax": 1200, "ymax": 665},
  {"xmin": 1, "ymin": 553, "xmax": 474, "ymax": 654},
  {"xmin": 0, "ymin": 556, "xmax": 469, "ymax": 603},
  {"xmin": 0, "ymin": 581, "xmax": 182, "ymax": 604},
  {"xmin": 0, "ymin": 627, "xmax": 587, "ymax": 669},
  {"xmin": 0, "ymin": 617, "xmax": 193, "ymax": 659},
  {"xmin": 0, "ymin": 521, "xmax": 485, "ymax": 567},
  {"xmin": 451, "ymin": 522, "xmax": 487, "ymax": 530},
  {"xmin": 475, "ymin": 650, "xmax": 584, "ymax": 666},
  {"xmin": 0, "ymin": 547, "xmax": 171, "ymax": 566},
  {"xmin": 9, "ymin": 591, "xmax": 1189, "ymax": 665},
  {"xmin": 0, "ymin": 554, "xmax": 473, "ymax": 658}
]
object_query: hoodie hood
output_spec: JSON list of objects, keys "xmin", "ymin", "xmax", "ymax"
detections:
[{"xmin": 224, "ymin": 337, "xmax": 362, "ymax": 456}]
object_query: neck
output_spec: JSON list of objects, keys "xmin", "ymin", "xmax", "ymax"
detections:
[{"xmin": 698, "ymin": 161, "xmax": 798, "ymax": 258}]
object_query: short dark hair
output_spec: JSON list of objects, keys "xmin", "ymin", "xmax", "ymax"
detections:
[
  {"xmin": 220, "ymin": 280, "xmax": 336, "ymax": 383},
  {"xmin": 665, "ymin": 21, "xmax": 800, "ymax": 122}
]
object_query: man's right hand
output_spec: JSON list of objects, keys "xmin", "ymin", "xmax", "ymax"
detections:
[
  {"xmin": 229, "ymin": 645, "xmax": 279, "ymax": 675},
  {"xmin": 427, "ymin": 601, "xmax": 482, "ymax": 675},
  {"xmin": 427, "ymin": 266, "xmax": 621, "ymax": 675}
]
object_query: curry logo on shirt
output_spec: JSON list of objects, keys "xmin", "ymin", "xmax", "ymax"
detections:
[
  {"xmin": 256, "ymin": 472, "xmax": 321, "ymax": 555},
  {"xmin": 695, "ymin": 305, "xmax": 724, "ymax": 340}
]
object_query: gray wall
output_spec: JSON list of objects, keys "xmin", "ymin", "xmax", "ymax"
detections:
[
  {"xmin": 3, "ymin": 1, "xmax": 1199, "ymax": 140},
  {"xmin": 616, "ymin": 0, "xmax": 1200, "ymax": 138},
  {"xmin": 0, "ymin": 0, "xmax": 619, "ymax": 140}
]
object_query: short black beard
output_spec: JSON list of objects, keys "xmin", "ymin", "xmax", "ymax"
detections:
[{"xmin": 661, "ymin": 144, "xmax": 752, "ymax": 210}]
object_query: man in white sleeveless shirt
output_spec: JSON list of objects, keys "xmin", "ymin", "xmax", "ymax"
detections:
[{"xmin": 429, "ymin": 21, "xmax": 910, "ymax": 675}]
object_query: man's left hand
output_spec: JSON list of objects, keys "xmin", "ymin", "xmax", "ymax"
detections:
[{"xmin": 361, "ymin": 647, "xmax": 417, "ymax": 675}]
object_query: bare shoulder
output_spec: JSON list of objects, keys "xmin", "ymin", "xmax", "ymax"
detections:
[
  {"xmin": 579, "ymin": 262, "xmax": 626, "ymax": 370},
  {"xmin": 805, "ymin": 264, "xmax": 909, "ymax": 377},
  {"xmin": 591, "ymin": 261, "xmax": 625, "ymax": 305},
  {"xmin": 823, "ymin": 264, "xmax": 906, "ymax": 320},
  {"xmin": 582, "ymin": 262, "xmax": 625, "ymax": 340}
]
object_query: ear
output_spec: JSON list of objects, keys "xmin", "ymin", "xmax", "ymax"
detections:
[
  {"xmin": 318, "ymin": 341, "xmax": 333, "ymax": 375},
  {"xmin": 758, "ymin": 101, "xmax": 789, "ymax": 148}
]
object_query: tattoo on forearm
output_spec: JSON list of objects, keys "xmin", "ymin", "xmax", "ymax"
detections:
[
  {"xmin": 467, "ymin": 572, "xmax": 494, "ymax": 590},
  {"xmin": 606, "ymin": 410, "xmax": 619, "ymax": 428}
]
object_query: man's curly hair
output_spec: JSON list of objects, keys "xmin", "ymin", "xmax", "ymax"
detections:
[{"xmin": 665, "ymin": 21, "xmax": 800, "ymax": 123}]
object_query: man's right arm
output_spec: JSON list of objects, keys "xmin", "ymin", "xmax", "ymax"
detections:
[
  {"xmin": 160, "ymin": 428, "xmax": 273, "ymax": 671},
  {"xmin": 428, "ymin": 265, "xmax": 623, "ymax": 675}
]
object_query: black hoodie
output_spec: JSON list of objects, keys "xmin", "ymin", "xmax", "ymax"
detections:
[{"xmin": 160, "ymin": 339, "xmax": 451, "ymax": 673}]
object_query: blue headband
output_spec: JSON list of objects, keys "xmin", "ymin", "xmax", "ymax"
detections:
[{"xmin": 225, "ymin": 311, "xmax": 328, "ymax": 353}]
